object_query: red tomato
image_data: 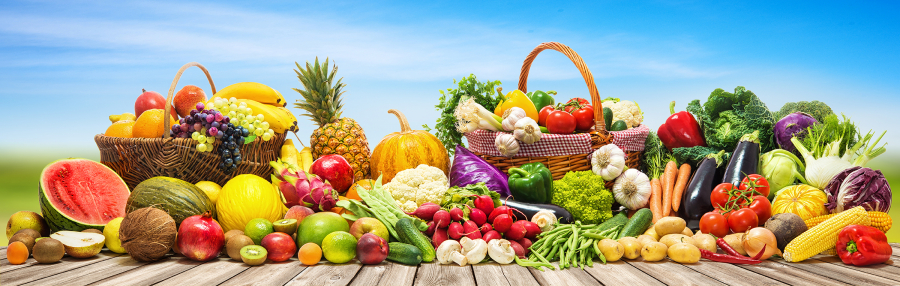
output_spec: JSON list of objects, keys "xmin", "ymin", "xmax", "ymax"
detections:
[
  {"xmin": 546, "ymin": 110, "xmax": 576, "ymax": 134},
  {"xmin": 538, "ymin": 105, "xmax": 555, "ymax": 126},
  {"xmin": 564, "ymin": 98, "xmax": 591, "ymax": 112},
  {"xmin": 747, "ymin": 195, "xmax": 772, "ymax": 224},
  {"xmin": 710, "ymin": 183, "xmax": 735, "ymax": 209},
  {"xmin": 728, "ymin": 208, "xmax": 758, "ymax": 233},
  {"xmin": 700, "ymin": 212, "xmax": 729, "ymax": 238},
  {"xmin": 572, "ymin": 105, "xmax": 594, "ymax": 131},
  {"xmin": 740, "ymin": 174, "xmax": 770, "ymax": 198}
]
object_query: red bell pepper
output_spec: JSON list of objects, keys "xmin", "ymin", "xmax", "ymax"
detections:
[
  {"xmin": 658, "ymin": 101, "xmax": 705, "ymax": 151},
  {"xmin": 836, "ymin": 224, "xmax": 892, "ymax": 266}
]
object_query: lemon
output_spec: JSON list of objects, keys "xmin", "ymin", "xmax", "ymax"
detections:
[
  {"xmin": 244, "ymin": 218, "xmax": 274, "ymax": 245},
  {"xmin": 195, "ymin": 181, "xmax": 222, "ymax": 204},
  {"xmin": 322, "ymin": 231, "xmax": 357, "ymax": 264},
  {"xmin": 103, "ymin": 217, "xmax": 126, "ymax": 253}
]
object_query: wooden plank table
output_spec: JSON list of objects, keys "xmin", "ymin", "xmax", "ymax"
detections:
[{"xmin": 2, "ymin": 243, "xmax": 899, "ymax": 286}]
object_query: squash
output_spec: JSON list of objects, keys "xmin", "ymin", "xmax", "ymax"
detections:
[
  {"xmin": 771, "ymin": 184, "xmax": 828, "ymax": 220},
  {"xmin": 370, "ymin": 109, "xmax": 450, "ymax": 183},
  {"xmin": 126, "ymin": 177, "xmax": 215, "ymax": 226}
]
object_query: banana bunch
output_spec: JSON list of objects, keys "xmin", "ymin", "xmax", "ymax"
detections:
[
  {"xmin": 237, "ymin": 99, "xmax": 298, "ymax": 133},
  {"xmin": 213, "ymin": 82, "xmax": 287, "ymax": 107},
  {"xmin": 280, "ymin": 139, "xmax": 313, "ymax": 172}
]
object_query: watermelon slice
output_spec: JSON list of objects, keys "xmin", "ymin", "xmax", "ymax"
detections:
[{"xmin": 39, "ymin": 158, "xmax": 130, "ymax": 232}]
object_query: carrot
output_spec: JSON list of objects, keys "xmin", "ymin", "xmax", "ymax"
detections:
[
  {"xmin": 672, "ymin": 163, "xmax": 692, "ymax": 212},
  {"xmin": 662, "ymin": 161, "xmax": 677, "ymax": 217},
  {"xmin": 651, "ymin": 178, "xmax": 662, "ymax": 223}
]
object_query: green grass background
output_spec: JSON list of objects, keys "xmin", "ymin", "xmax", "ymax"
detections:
[{"xmin": 2, "ymin": 151, "xmax": 898, "ymax": 245}]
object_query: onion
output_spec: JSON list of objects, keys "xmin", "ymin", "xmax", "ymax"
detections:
[{"xmin": 742, "ymin": 227, "xmax": 781, "ymax": 260}]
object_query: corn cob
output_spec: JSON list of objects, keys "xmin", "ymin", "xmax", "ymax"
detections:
[
  {"xmin": 805, "ymin": 211, "xmax": 892, "ymax": 233},
  {"xmin": 783, "ymin": 206, "xmax": 870, "ymax": 262}
]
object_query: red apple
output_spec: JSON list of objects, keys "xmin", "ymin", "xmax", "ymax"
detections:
[
  {"xmin": 135, "ymin": 89, "xmax": 176, "ymax": 119},
  {"xmin": 174, "ymin": 85, "xmax": 207, "ymax": 117},
  {"xmin": 356, "ymin": 233, "xmax": 388, "ymax": 265},
  {"xmin": 310, "ymin": 155, "xmax": 354, "ymax": 193},
  {"xmin": 260, "ymin": 232, "xmax": 297, "ymax": 262},
  {"xmin": 349, "ymin": 217, "xmax": 389, "ymax": 241},
  {"xmin": 284, "ymin": 206, "xmax": 315, "ymax": 223}
]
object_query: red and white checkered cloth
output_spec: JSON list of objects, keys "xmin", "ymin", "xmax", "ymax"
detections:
[
  {"xmin": 610, "ymin": 124, "xmax": 650, "ymax": 152},
  {"xmin": 465, "ymin": 124, "xmax": 649, "ymax": 157}
]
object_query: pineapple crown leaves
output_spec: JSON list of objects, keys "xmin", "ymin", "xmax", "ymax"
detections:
[{"xmin": 293, "ymin": 57, "xmax": 346, "ymax": 127}]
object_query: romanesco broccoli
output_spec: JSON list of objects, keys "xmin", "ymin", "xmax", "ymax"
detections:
[
  {"xmin": 383, "ymin": 164, "xmax": 449, "ymax": 213},
  {"xmin": 551, "ymin": 171, "xmax": 614, "ymax": 224}
]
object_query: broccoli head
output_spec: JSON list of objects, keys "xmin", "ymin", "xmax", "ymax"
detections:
[
  {"xmin": 775, "ymin": 100, "xmax": 834, "ymax": 123},
  {"xmin": 551, "ymin": 171, "xmax": 614, "ymax": 224}
]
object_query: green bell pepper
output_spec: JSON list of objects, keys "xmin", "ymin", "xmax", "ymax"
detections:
[
  {"xmin": 526, "ymin": 90, "xmax": 556, "ymax": 111},
  {"xmin": 507, "ymin": 162, "xmax": 553, "ymax": 203}
]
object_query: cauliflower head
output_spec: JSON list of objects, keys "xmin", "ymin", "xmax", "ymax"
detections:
[
  {"xmin": 602, "ymin": 100, "xmax": 643, "ymax": 128},
  {"xmin": 383, "ymin": 164, "xmax": 449, "ymax": 213}
]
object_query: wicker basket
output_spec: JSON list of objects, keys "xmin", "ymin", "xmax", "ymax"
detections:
[
  {"xmin": 470, "ymin": 42, "xmax": 642, "ymax": 181},
  {"xmin": 95, "ymin": 62, "xmax": 286, "ymax": 189}
]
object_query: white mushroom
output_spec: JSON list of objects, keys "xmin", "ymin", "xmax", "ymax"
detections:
[
  {"xmin": 436, "ymin": 240, "xmax": 462, "ymax": 264},
  {"xmin": 487, "ymin": 239, "xmax": 516, "ymax": 264},
  {"xmin": 531, "ymin": 210, "xmax": 557, "ymax": 232},
  {"xmin": 460, "ymin": 237, "xmax": 488, "ymax": 264},
  {"xmin": 451, "ymin": 251, "xmax": 469, "ymax": 266}
]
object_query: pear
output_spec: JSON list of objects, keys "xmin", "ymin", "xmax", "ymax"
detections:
[{"xmin": 50, "ymin": 231, "xmax": 105, "ymax": 258}]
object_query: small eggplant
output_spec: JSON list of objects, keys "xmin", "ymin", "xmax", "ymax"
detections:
[
  {"xmin": 722, "ymin": 131, "xmax": 761, "ymax": 186},
  {"xmin": 504, "ymin": 200, "xmax": 574, "ymax": 224},
  {"xmin": 678, "ymin": 150, "xmax": 727, "ymax": 231}
]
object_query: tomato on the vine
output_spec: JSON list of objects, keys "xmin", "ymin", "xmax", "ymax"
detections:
[
  {"xmin": 564, "ymin": 98, "xmax": 591, "ymax": 112},
  {"xmin": 546, "ymin": 110, "xmax": 576, "ymax": 134},
  {"xmin": 571, "ymin": 105, "xmax": 594, "ymax": 131},
  {"xmin": 710, "ymin": 183, "xmax": 736, "ymax": 209},
  {"xmin": 728, "ymin": 208, "xmax": 758, "ymax": 233},
  {"xmin": 538, "ymin": 105, "xmax": 555, "ymax": 126},
  {"xmin": 740, "ymin": 174, "xmax": 770, "ymax": 198},
  {"xmin": 747, "ymin": 195, "xmax": 772, "ymax": 223},
  {"xmin": 700, "ymin": 211, "xmax": 729, "ymax": 238}
]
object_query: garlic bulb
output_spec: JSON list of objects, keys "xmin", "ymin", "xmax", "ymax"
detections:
[
  {"xmin": 495, "ymin": 133, "xmax": 520, "ymax": 157},
  {"xmin": 501, "ymin": 107, "xmax": 527, "ymax": 131},
  {"xmin": 513, "ymin": 117, "xmax": 542, "ymax": 144},
  {"xmin": 612, "ymin": 169, "xmax": 652, "ymax": 210},
  {"xmin": 591, "ymin": 144, "xmax": 626, "ymax": 180}
]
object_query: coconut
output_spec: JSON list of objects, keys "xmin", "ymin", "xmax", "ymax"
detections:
[{"xmin": 120, "ymin": 207, "xmax": 177, "ymax": 262}]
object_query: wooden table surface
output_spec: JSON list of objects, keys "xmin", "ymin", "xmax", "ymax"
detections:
[{"xmin": 2, "ymin": 243, "xmax": 899, "ymax": 286}]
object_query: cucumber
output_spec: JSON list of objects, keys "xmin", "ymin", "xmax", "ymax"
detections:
[
  {"xmin": 603, "ymin": 107, "xmax": 613, "ymax": 129},
  {"xmin": 617, "ymin": 208, "xmax": 652, "ymax": 239},
  {"xmin": 386, "ymin": 242, "xmax": 423, "ymax": 265},
  {"xmin": 610, "ymin": 120, "xmax": 628, "ymax": 131},
  {"xmin": 396, "ymin": 217, "xmax": 436, "ymax": 262},
  {"xmin": 596, "ymin": 211, "xmax": 628, "ymax": 232}
]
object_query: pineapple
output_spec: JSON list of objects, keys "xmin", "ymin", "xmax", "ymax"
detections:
[{"xmin": 293, "ymin": 58, "xmax": 371, "ymax": 181}]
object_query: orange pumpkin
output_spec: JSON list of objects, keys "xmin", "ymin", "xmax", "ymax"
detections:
[{"xmin": 369, "ymin": 109, "xmax": 450, "ymax": 183}]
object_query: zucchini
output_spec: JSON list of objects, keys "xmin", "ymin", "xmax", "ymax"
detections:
[
  {"xmin": 386, "ymin": 242, "xmax": 423, "ymax": 265},
  {"xmin": 603, "ymin": 107, "xmax": 613, "ymax": 129},
  {"xmin": 396, "ymin": 217, "xmax": 436, "ymax": 262},
  {"xmin": 610, "ymin": 120, "xmax": 628, "ymax": 131},
  {"xmin": 596, "ymin": 211, "xmax": 628, "ymax": 232},
  {"xmin": 617, "ymin": 208, "xmax": 652, "ymax": 239}
]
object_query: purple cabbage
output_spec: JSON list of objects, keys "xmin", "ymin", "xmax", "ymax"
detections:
[
  {"xmin": 824, "ymin": 166, "xmax": 891, "ymax": 213},
  {"xmin": 774, "ymin": 112, "xmax": 818, "ymax": 153},
  {"xmin": 450, "ymin": 145, "xmax": 510, "ymax": 197}
]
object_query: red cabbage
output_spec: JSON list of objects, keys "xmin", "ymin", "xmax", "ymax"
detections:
[
  {"xmin": 824, "ymin": 166, "xmax": 891, "ymax": 213},
  {"xmin": 775, "ymin": 112, "xmax": 818, "ymax": 153},
  {"xmin": 450, "ymin": 145, "xmax": 510, "ymax": 197}
]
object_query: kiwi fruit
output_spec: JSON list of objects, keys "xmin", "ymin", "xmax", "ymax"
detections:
[
  {"xmin": 273, "ymin": 219, "xmax": 298, "ymax": 235},
  {"xmin": 10, "ymin": 232, "xmax": 36, "ymax": 253},
  {"xmin": 33, "ymin": 238, "xmax": 65, "ymax": 263},
  {"xmin": 224, "ymin": 230, "xmax": 245, "ymax": 243},
  {"xmin": 240, "ymin": 245, "xmax": 267, "ymax": 266},
  {"xmin": 226, "ymin": 235, "xmax": 254, "ymax": 261},
  {"xmin": 82, "ymin": 229, "xmax": 103, "ymax": 235},
  {"xmin": 14, "ymin": 229, "xmax": 41, "ymax": 240}
]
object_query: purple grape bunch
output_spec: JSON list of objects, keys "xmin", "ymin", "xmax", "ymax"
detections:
[{"xmin": 170, "ymin": 102, "xmax": 248, "ymax": 173}]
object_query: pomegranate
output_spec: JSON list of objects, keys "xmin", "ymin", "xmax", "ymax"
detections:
[
  {"xmin": 310, "ymin": 155, "xmax": 354, "ymax": 193},
  {"xmin": 177, "ymin": 211, "xmax": 224, "ymax": 261}
]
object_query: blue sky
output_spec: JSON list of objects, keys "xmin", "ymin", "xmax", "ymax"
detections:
[{"xmin": 1, "ymin": 1, "xmax": 898, "ymax": 160}]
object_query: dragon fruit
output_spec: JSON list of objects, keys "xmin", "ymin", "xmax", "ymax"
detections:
[{"xmin": 271, "ymin": 160, "xmax": 339, "ymax": 211}]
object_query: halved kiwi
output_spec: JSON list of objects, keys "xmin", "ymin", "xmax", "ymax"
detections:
[
  {"xmin": 33, "ymin": 238, "xmax": 65, "ymax": 264},
  {"xmin": 14, "ymin": 229, "xmax": 42, "ymax": 240},
  {"xmin": 82, "ymin": 229, "xmax": 103, "ymax": 235},
  {"xmin": 273, "ymin": 219, "xmax": 298, "ymax": 235},
  {"xmin": 10, "ymin": 232, "xmax": 36, "ymax": 253},
  {"xmin": 227, "ymin": 235, "xmax": 254, "ymax": 261},
  {"xmin": 224, "ymin": 230, "xmax": 245, "ymax": 244},
  {"xmin": 240, "ymin": 245, "xmax": 267, "ymax": 266}
]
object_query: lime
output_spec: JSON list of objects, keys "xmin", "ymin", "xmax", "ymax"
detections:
[
  {"xmin": 322, "ymin": 231, "xmax": 357, "ymax": 264},
  {"xmin": 103, "ymin": 217, "xmax": 126, "ymax": 253},
  {"xmin": 244, "ymin": 218, "xmax": 274, "ymax": 245}
]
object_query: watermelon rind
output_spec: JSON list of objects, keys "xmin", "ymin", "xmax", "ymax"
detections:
[{"xmin": 39, "ymin": 158, "xmax": 130, "ymax": 232}]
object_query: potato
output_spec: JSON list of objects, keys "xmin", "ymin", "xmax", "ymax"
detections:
[
  {"xmin": 660, "ymin": 234, "xmax": 694, "ymax": 248},
  {"xmin": 636, "ymin": 235, "xmax": 657, "ymax": 246},
  {"xmin": 598, "ymin": 239, "xmax": 624, "ymax": 262},
  {"xmin": 643, "ymin": 226, "xmax": 660, "ymax": 241},
  {"xmin": 724, "ymin": 233, "xmax": 747, "ymax": 255},
  {"xmin": 692, "ymin": 233, "xmax": 717, "ymax": 252},
  {"xmin": 668, "ymin": 243, "xmax": 701, "ymax": 264},
  {"xmin": 641, "ymin": 242, "xmax": 668, "ymax": 262},
  {"xmin": 681, "ymin": 227, "xmax": 694, "ymax": 237},
  {"xmin": 654, "ymin": 217, "xmax": 687, "ymax": 236},
  {"xmin": 618, "ymin": 237, "xmax": 642, "ymax": 260}
]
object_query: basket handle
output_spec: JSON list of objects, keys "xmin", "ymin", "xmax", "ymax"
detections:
[
  {"xmin": 518, "ymin": 42, "xmax": 606, "ymax": 131},
  {"xmin": 163, "ymin": 62, "xmax": 217, "ymax": 139}
]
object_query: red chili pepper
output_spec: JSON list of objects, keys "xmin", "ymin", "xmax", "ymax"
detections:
[
  {"xmin": 751, "ymin": 244, "xmax": 766, "ymax": 260},
  {"xmin": 657, "ymin": 101, "xmax": 705, "ymax": 151},
  {"xmin": 836, "ymin": 225, "xmax": 892, "ymax": 266},
  {"xmin": 716, "ymin": 238, "xmax": 744, "ymax": 257},
  {"xmin": 700, "ymin": 249, "xmax": 761, "ymax": 264}
]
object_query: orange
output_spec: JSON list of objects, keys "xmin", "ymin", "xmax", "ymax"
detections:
[
  {"xmin": 133, "ymin": 109, "xmax": 177, "ymax": 138},
  {"xmin": 104, "ymin": 120, "xmax": 135, "ymax": 138},
  {"xmin": 346, "ymin": 179, "xmax": 374, "ymax": 201},
  {"xmin": 298, "ymin": 242, "xmax": 322, "ymax": 265},
  {"xmin": 7, "ymin": 241, "xmax": 29, "ymax": 265}
]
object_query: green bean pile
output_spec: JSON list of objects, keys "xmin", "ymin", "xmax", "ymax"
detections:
[{"xmin": 516, "ymin": 213, "xmax": 627, "ymax": 271}]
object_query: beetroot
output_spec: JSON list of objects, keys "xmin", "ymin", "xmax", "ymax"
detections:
[
  {"xmin": 483, "ymin": 230, "xmax": 501, "ymax": 243},
  {"xmin": 509, "ymin": 240, "xmax": 526, "ymax": 258},
  {"xmin": 448, "ymin": 222, "xmax": 464, "ymax": 240},
  {"xmin": 425, "ymin": 221, "xmax": 436, "ymax": 236},
  {"xmin": 493, "ymin": 214, "xmax": 513, "ymax": 233},
  {"xmin": 449, "ymin": 207, "xmax": 464, "ymax": 222},
  {"xmin": 480, "ymin": 223, "xmax": 493, "ymax": 234},
  {"xmin": 516, "ymin": 238, "xmax": 533, "ymax": 254},
  {"xmin": 434, "ymin": 210, "xmax": 451, "ymax": 228},
  {"xmin": 176, "ymin": 211, "xmax": 224, "ymax": 262},
  {"xmin": 506, "ymin": 221, "xmax": 527, "ymax": 241},
  {"xmin": 407, "ymin": 203, "xmax": 441, "ymax": 221},
  {"xmin": 432, "ymin": 227, "xmax": 449, "ymax": 249},
  {"xmin": 489, "ymin": 206, "xmax": 511, "ymax": 223},
  {"xmin": 473, "ymin": 195, "xmax": 495, "ymax": 216},
  {"xmin": 522, "ymin": 221, "xmax": 541, "ymax": 240},
  {"xmin": 468, "ymin": 206, "xmax": 487, "ymax": 226}
]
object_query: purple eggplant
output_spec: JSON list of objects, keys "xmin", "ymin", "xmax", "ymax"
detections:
[
  {"xmin": 679, "ymin": 150, "xmax": 727, "ymax": 231},
  {"xmin": 722, "ymin": 131, "xmax": 761, "ymax": 187}
]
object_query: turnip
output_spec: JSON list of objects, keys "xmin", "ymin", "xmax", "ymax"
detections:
[
  {"xmin": 432, "ymin": 228, "xmax": 449, "ymax": 249},
  {"xmin": 449, "ymin": 222, "xmax": 465, "ymax": 240},
  {"xmin": 434, "ymin": 210, "xmax": 451, "ymax": 228},
  {"xmin": 505, "ymin": 221, "xmax": 527, "ymax": 241},
  {"xmin": 407, "ymin": 203, "xmax": 441, "ymax": 221},
  {"xmin": 480, "ymin": 223, "xmax": 493, "ymax": 234},
  {"xmin": 468, "ymin": 206, "xmax": 487, "ymax": 226},
  {"xmin": 449, "ymin": 207, "xmax": 465, "ymax": 222},
  {"xmin": 493, "ymin": 214, "xmax": 513, "ymax": 233},
  {"xmin": 522, "ymin": 221, "xmax": 541, "ymax": 240},
  {"xmin": 483, "ymin": 230, "xmax": 501, "ymax": 243},
  {"xmin": 473, "ymin": 195, "xmax": 495, "ymax": 217}
]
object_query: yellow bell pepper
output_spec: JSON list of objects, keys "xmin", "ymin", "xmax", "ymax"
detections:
[{"xmin": 494, "ymin": 89, "xmax": 539, "ymax": 122}]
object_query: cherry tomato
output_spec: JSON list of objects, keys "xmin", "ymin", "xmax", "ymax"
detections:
[
  {"xmin": 747, "ymin": 195, "xmax": 772, "ymax": 224},
  {"xmin": 546, "ymin": 110, "xmax": 576, "ymax": 134},
  {"xmin": 564, "ymin": 98, "xmax": 591, "ymax": 112},
  {"xmin": 700, "ymin": 211, "xmax": 729, "ymax": 238},
  {"xmin": 710, "ymin": 183, "xmax": 735, "ymax": 209},
  {"xmin": 538, "ymin": 105, "xmax": 555, "ymax": 126},
  {"xmin": 740, "ymin": 174, "xmax": 770, "ymax": 198},
  {"xmin": 572, "ymin": 105, "xmax": 594, "ymax": 131},
  {"xmin": 728, "ymin": 208, "xmax": 758, "ymax": 233}
]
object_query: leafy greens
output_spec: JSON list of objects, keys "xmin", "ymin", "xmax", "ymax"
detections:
[
  {"xmin": 425, "ymin": 74, "xmax": 502, "ymax": 155},
  {"xmin": 685, "ymin": 86, "xmax": 777, "ymax": 153}
]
